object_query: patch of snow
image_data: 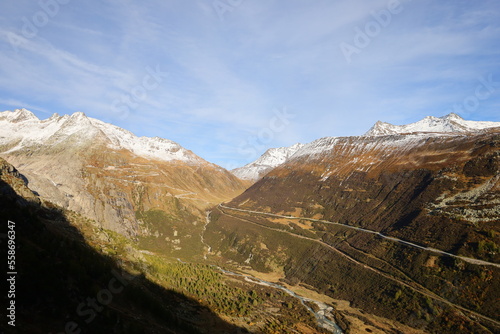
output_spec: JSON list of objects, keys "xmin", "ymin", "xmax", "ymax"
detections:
[{"xmin": 291, "ymin": 133, "xmax": 457, "ymax": 161}]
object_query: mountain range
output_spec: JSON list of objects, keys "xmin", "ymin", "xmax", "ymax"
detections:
[
  {"xmin": 1, "ymin": 108, "xmax": 203, "ymax": 163},
  {"xmin": 1, "ymin": 108, "xmax": 499, "ymax": 333},
  {"xmin": 364, "ymin": 113, "xmax": 500, "ymax": 136},
  {"xmin": 231, "ymin": 113, "xmax": 500, "ymax": 181},
  {"xmin": 0, "ymin": 108, "xmax": 248, "ymax": 256}
]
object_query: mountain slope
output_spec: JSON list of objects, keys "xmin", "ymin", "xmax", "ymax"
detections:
[
  {"xmin": 231, "ymin": 143, "xmax": 304, "ymax": 181},
  {"xmin": 0, "ymin": 157, "xmax": 252, "ymax": 334},
  {"xmin": 0, "ymin": 109, "xmax": 248, "ymax": 258},
  {"xmin": 206, "ymin": 115, "xmax": 500, "ymax": 333}
]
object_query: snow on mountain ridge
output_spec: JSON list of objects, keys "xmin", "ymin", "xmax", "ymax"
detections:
[
  {"xmin": 0, "ymin": 108, "xmax": 40, "ymax": 123},
  {"xmin": 292, "ymin": 134, "xmax": 438, "ymax": 161},
  {"xmin": 364, "ymin": 113, "xmax": 500, "ymax": 136},
  {"xmin": 0, "ymin": 109, "xmax": 202, "ymax": 164},
  {"xmin": 291, "ymin": 113, "xmax": 500, "ymax": 161},
  {"xmin": 230, "ymin": 113, "xmax": 500, "ymax": 181},
  {"xmin": 231, "ymin": 143, "xmax": 304, "ymax": 181}
]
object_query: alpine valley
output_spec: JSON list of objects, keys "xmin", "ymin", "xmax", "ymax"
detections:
[{"xmin": 1, "ymin": 109, "xmax": 499, "ymax": 334}]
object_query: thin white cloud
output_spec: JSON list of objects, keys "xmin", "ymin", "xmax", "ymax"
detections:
[{"xmin": 0, "ymin": 98, "xmax": 51, "ymax": 115}]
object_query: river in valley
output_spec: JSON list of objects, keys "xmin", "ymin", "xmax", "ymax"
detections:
[{"xmin": 217, "ymin": 267, "xmax": 343, "ymax": 334}]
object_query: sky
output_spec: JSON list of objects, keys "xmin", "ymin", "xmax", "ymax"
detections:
[{"xmin": 0, "ymin": 0, "xmax": 499, "ymax": 169}]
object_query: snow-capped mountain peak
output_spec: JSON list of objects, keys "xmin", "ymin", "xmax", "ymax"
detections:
[
  {"xmin": 443, "ymin": 112, "xmax": 462, "ymax": 121},
  {"xmin": 0, "ymin": 109, "xmax": 203, "ymax": 164},
  {"xmin": 231, "ymin": 143, "xmax": 304, "ymax": 181},
  {"xmin": 364, "ymin": 113, "xmax": 500, "ymax": 136},
  {"xmin": 0, "ymin": 108, "xmax": 38, "ymax": 123},
  {"xmin": 256, "ymin": 143, "xmax": 304, "ymax": 166}
]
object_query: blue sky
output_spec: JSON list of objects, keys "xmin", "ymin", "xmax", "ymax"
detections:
[{"xmin": 1, "ymin": 0, "xmax": 499, "ymax": 168}]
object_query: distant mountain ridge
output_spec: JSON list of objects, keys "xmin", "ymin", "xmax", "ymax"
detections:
[
  {"xmin": 232, "ymin": 113, "xmax": 500, "ymax": 182},
  {"xmin": 0, "ymin": 108, "xmax": 203, "ymax": 164},
  {"xmin": 364, "ymin": 113, "xmax": 500, "ymax": 136},
  {"xmin": 231, "ymin": 143, "xmax": 304, "ymax": 181}
]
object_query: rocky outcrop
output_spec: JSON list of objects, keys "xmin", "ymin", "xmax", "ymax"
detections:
[{"xmin": 0, "ymin": 157, "xmax": 40, "ymax": 206}]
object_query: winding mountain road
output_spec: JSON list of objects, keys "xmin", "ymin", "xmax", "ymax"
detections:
[
  {"xmin": 219, "ymin": 204, "xmax": 500, "ymax": 269},
  {"xmin": 216, "ymin": 205, "xmax": 500, "ymax": 329}
]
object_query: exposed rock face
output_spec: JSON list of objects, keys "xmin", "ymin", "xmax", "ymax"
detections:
[
  {"xmin": 231, "ymin": 113, "xmax": 500, "ymax": 182},
  {"xmin": 3, "ymin": 108, "xmax": 499, "ymax": 332},
  {"xmin": 0, "ymin": 109, "xmax": 248, "ymax": 243},
  {"xmin": 0, "ymin": 157, "xmax": 40, "ymax": 206}
]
